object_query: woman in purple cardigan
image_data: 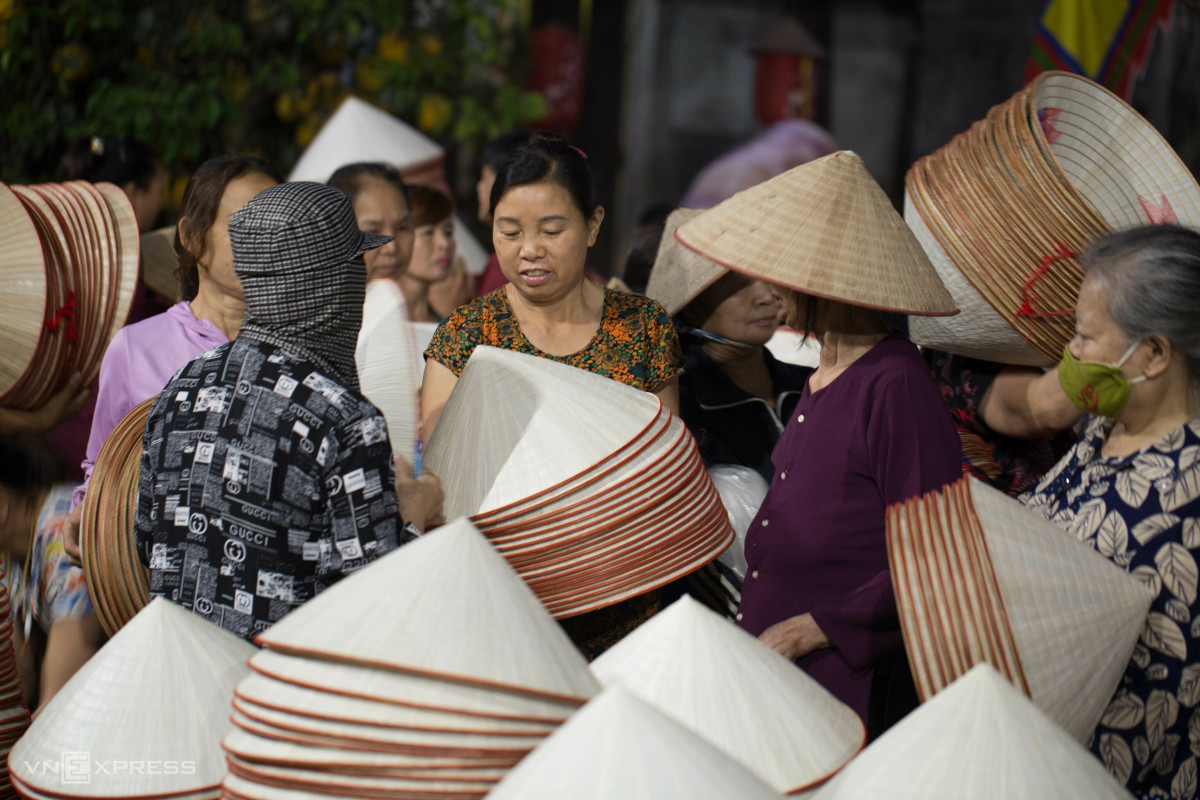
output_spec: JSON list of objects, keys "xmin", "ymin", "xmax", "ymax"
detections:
[{"xmin": 675, "ymin": 151, "xmax": 964, "ymax": 739}]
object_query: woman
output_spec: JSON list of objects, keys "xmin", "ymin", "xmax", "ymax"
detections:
[
  {"xmin": 401, "ymin": 184, "xmax": 457, "ymax": 323},
  {"xmin": 676, "ymin": 151, "xmax": 964, "ymax": 738},
  {"xmin": 328, "ymin": 162, "xmax": 415, "ymax": 283},
  {"xmin": 0, "ymin": 438, "xmax": 103, "ymax": 712},
  {"xmin": 646, "ymin": 207, "xmax": 811, "ymax": 483},
  {"xmin": 423, "ymin": 134, "xmax": 683, "ymax": 657},
  {"xmin": 423, "ymin": 133, "xmax": 681, "ymax": 435},
  {"xmin": 1020, "ymin": 226, "xmax": 1200, "ymax": 799},
  {"xmin": 64, "ymin": 156, "xmax": 283, "ymax": 560}
]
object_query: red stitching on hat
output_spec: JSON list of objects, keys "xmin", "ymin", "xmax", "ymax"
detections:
[
  {"xmin": 1015, "ymin": 241, "xmax": 1077, "ymax": 321},
  {"xmin": 45, "ymin": 291, "xmax": 79, "ymax": 342}
]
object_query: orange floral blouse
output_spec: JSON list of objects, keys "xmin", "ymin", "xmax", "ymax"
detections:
[{"xmin": 425, "ymin": 287, "xmax": 683, "ymax": 392}]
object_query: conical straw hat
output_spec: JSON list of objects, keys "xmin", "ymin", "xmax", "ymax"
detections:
[
  {"xmin": 424, "ymin": 346, "xmax": 663, "ymax": 518},
  {"xmin": 0, "ymin": 181, "xmax": 48, "ymax": 398},
  {"xmin": 675, "ymin": 150, "xmax": 958, "ymax": 316},
  {"xmin": 289, "ymin": 97, "xmax": 442, "ymax": 183},
  {"xmin": 93, "ymin": 182, "xmax": 140, "ymax": 344},
  {"xmin": 356, "ymin": 278, "xmax": 420, "ymax": 455},
  {"xmin": 591, "ymin": 596, "xmax": 863, "ymax": 793},
  {"xmin": 887, "ymin": 476, "xmax": 1155, "ymax": 742},
  {"xmin": 486, "ymin": 687, "xmax": 782, "ymax": 799},
  {"xmin": 644, "ymin": 208, "xmax": 727, "ymax": 317},
  {"xmin": 256, "ymin": 518, "xmax": 600, "ymax": 703},
  {"xmin": 8, "ymin": 599, "xmax": 254, "ymax": 797},
  {"xmin": 139, "ymin": 225, "xmax": 180, "ymax": 302},
  {"xmin": 813, "ymin": 664, "xmax": 1133, "ymax": 799},
  {"xmin": 224, "ymin": 755, "xmax": 502, "ymax": 794}
]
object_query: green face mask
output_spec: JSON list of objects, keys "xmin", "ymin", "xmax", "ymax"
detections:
[{"xmin": 1057, "ymin": 341, "xmax": 1146, "ymax": 417}]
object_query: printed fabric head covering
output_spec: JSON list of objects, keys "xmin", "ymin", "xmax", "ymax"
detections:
[{"xmin": 228, "ymin": 181, "xmax": 392, "ymax": 390}]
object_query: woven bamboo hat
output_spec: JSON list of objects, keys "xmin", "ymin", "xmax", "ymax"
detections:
[
  {"xmin": 423, "ymin": 346, "xmax": 733, "ymax": 618},
  {"xmin": 906, "ymin": 71, "xmax": 1200, "ymax": 365},
  {"xmin": 256, "ymin": 517, "xmax": 600, "ymax": 704},
  {"xmin": 591, "ymin": 596, "xmax": 863, "ymax": 793},
  {"xmin": 8, "ymin": 599, "xmax": 254, "ymax": 798},
  {"xmin": 644, "ymin": 208, "xmax": 727, "ymax": 317},
  {"xmin": 288, "ymin": 95, "xmax": 488, "ymax": 276},
  {"xmin": 674, "ymin": 150, "xmax": 958, "ymax": 316},
  {"xmin": 79, "ymin": 397, "xmax": 153, "ymax": 637},
  {"xmin": 0, "ymin": 181, "xmax": 46, "ymax": 402},
  {"xmin": 886, "ymin": 476, "xmax": 1155, "ymax": 743},
  {"xmin": 356, "ymin": 278, "xmax": 420, "ymax": 457},
  {"xmin": 486, "ymin": 687, "xmax": 782, "ymax": 799},
  {"xmin": 814, "ymin": 664, "xmax": 1133, "ymax": 798}
]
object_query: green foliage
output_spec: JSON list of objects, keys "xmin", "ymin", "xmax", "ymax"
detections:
[{"xmin": 0, "ymin": 0, "xmax": 546, "ymax": 201}]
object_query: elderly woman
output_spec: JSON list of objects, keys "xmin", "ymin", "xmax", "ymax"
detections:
[
  {"xmin": 676, "ymin": 151, "xmax": 964, "ymax": 738},
  {"xmin": 646, "ymin": 208, "xmax": 811, "ymax": 483},
  {"xmin": 1020, "ymin": 225, "xmax": 1200, "ymax": 799},
  {"xmin": 423, "ymin": 133, "xmax": 682, "ymax": 657},
  {"xmin": 328, "ymin": 162, "xmax": 415, "ymax": 284},
  {"xmin": 64, "ymin": 156, "xmax": 282, "ymax": 561}
]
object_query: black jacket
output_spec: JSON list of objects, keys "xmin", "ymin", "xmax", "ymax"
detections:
[{"xmin": 678, "ymin": 339, "xmax": 812, "ymax": 482}]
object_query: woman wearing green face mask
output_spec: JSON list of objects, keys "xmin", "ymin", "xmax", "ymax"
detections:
[{"xmin": 1020, "ymin": 224, "xmax": 1200, "ymax": 800}]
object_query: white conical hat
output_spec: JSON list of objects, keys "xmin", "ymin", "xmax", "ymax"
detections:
[
  {"xmin": 9, "ymin": 599, "xmax": 254, "ymax": 797},
  {"xmin": 887, "ymin": 476, "xmax": 1155, "ymax": 742},
  {"xmin": 356, "ymin": 278, "xmax": 420, "ymax": 454},
  {"xmin": 813, "ymin": 664, "xmax": 1134, "ymax": 798},
  {"xmin": 289, "ymin": 97, "xmax": 442, "ymax": 183},
  {"xmin": 256, "ymin": 518, "xmax": 599, "ymax": 703},
  {"xmin": 486, "ymin": 687, "xmax": 781, "ymax": 799},
  {"xmin": 424, "ymin": 346, "xmax": 663, "ymax": 518},
  {"xmin": 591, "ymin": 596, "xmax": 863, "ymax": 793}
]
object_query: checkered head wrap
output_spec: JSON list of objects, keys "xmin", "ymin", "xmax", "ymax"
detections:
[{"xmin": 229, "ymin": 181, "xmax": 392, "ymax": 390}]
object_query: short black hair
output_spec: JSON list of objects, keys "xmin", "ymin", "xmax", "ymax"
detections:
[
  {"xmin": 327, "ymin": 162, "xmax": 411, "ymax": 207},
  {"xmin": 489, "ymin": 132, "xmax": 598, "ymax": 219}
]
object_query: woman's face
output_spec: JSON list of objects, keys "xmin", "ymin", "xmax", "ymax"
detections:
[
  {"xmin": 194, "ymin": 172, "xmax": 278, "ymax": 300},
  {"xmin": 408, "ymin": 216, "xmax": 456, "ymax": 285},
  {"xmin": 701, "ymin": 279, "xmax": 783, "ymax": 346},
  {"xmin": 493, "ymin": 180, "xmax": 602, "ymax": 303},
  {"xmin": 1069, "ymin": 276, "xmax": 1131, "ymax": 364},
  {"xmin": 353, "ymin": 178, "xmax": 415, "ymax": 282}
]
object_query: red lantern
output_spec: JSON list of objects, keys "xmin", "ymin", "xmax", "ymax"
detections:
[
  {"xmin": 752, "ymin": 18, "xmax": 825, "ymax": 125},
  {"xmin": 528, "ymin": 23, "xmax": 585, "ymax": 133}
]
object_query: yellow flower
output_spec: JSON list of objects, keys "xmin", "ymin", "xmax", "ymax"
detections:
[
  {"xmin": 294, "ymin": 112, "xmax": 325, "ymax": 147},
  {"xmin": 417, "ymin": 93, "xmax": 451, "ymax": 133},
  {"xmin": 168, "ymin": 173, "xmax": 189, "ymax": 211},
  {"xmin": 246, "ymin": 0, "xmax": 268, "ymax": 23},
  {"xmin": 354, "ymin": 60, "xmax": 384, "ymax": 94},
  {"xmin": 306, "ymin": 70, "xmax": 342, "ymax": 109},
  {"xmin": 418, "ymin": 33, "xmax": 443, "ymax": 56},
  {"xmin": 135, "ymin": 45, "xmax": 155, "ymax": 69},
  {"xmin": 274, "ymin": 89, "xmax": 305, "ymax": 122},
  {"xmin": 376, "ymin": 32, "xmax": 409, "ymax": 64},
  {"xmin": 227, "ymin": 67, "xmax": 249, "ymax": 103},
  {"xmin": 51, "ymin": 43, "xmax": 92, "ymax": 81}
]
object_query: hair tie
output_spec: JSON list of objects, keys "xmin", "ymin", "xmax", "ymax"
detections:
[
  {"xmin": 569, "ymin": 145, "xmax": 588, "ymax": 160},
  {"xmin": 90, "ymin": 136, "xmax": 105, "ymax": 156}
]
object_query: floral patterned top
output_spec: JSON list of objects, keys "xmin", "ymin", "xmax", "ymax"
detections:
[
  {"xmin": 1021, "ymin": 416, "xmax": 1200, "ymax": 799},
  {"xmin": 424, "ymin": 287, "xmax": 683, "ymax": 392},
  {"xmin": 3, "ymin": 485, "xmax": 93, "ymax": 637}
]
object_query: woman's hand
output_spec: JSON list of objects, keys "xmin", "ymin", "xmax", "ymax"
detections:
[
  {"xmin": 394, "ymin": 454, "xmax": 445, "ymax": 533},
  {"xmin": 758, "ymin": 613, "xmax": 831, "ymax": 661},
  {"xmin": 62, "ymin": 502, "xmax": 85, "ymax": 568}
]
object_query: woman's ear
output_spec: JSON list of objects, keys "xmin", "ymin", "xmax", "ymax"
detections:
[
  {"xmin": 1144, "ymin": 334, "xmax": 1174, "ymax": 380},
  {"xmin": 587, "ymin": 206, "xmax": 605, "ymax": 247}
]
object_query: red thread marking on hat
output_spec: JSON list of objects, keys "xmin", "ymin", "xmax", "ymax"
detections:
[
  {"xmin": 45, "ymin": 291, "xmax": 79, "ymax": 342},
  {"xmin": 1138, "ymin": 193, "xmax": 1178, "ymax": 225},
  {"xmin": 1016, "ymin": 241, "xmax": 1077, "ymax": 321}
]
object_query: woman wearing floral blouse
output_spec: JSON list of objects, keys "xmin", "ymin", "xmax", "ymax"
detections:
[{"xmin": 1021, "ymin": 225, "xmax": 1200, "ymax": 799}]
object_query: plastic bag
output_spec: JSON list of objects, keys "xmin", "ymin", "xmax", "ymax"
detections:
[{"xmin": 708, "ymin": 464, "xmax": 770, "ymax": 580}]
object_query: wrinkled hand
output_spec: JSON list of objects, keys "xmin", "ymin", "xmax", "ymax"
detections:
[
  {"xmin": 758, "ymin": 613, "xmax": 831, "ymax": 662},
  {"xmin": 63, "ymin": 501, "xmax": 84, "ymax": 568},
  {"xmin": 394, "ymin": 453, "xmax": 444, "ymax": 533},
  {"xmin": 38, "ymin": 372, "xmax": 91, "ymax": 430}
]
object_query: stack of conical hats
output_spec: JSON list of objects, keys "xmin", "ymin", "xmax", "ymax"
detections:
[
  {"xmin": 78, "ymin": 397, "xmax": 153, "ymax": 636},
  {"xmin": 356, "ymin": 278, "xmax": 422, "ymax": 461},
  {"xmin": 0, "ymin": 180, "xmax": 139, "ymax": 409},
  {"xmin": 8, "ymin": 599, "xmax": 254, "ymax": 800},
  {"xmin": 591, "ymin": 596, "xmax": 864, "ymax": 793},
  {"xmin": 423, "ymin": 346, "xmax": 735, "ymax": 619},
  {"xmin": 886, "ymin": 475, "xmax": 1156, "ymax": 742},
  {"xmin": 906, "ymin": 70, "xmax": 1200, "ymax": 366},
  {"xmin": 486, "ymin": 687, "xmax": 783, "ymax": 799},
  {"xmin": 224, "ymin": 519, "xmax": 598, "ymax": 800},
  {"xmin": 813, "ymin": 664, "xmax": 1134, "ymax": 798},
  {"xmin": 675, "ymin": 150, "xmax": 958, "ymax": 317},
  {"xmin": 287, "ymin": 95, "xmax": 488, "ymax": 275},
  {"xmin": 0, "ymin": 570, "xmax": 31, "ymax": 798}
]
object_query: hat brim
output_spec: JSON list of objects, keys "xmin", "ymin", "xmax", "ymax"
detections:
[{"xmin": 356, "ymin": 231, "xmax": 393, "ymax": 256}]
